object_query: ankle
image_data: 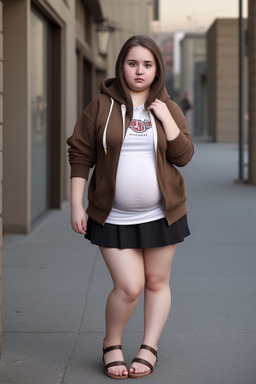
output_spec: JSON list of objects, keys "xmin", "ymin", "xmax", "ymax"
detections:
[
  {"xmin": 103, "ymin": 337, "xmax": 122, "ymax": 349},
  {"xmin": 141, "ymin": 341, "xmax": 158, "ymax": 351}
]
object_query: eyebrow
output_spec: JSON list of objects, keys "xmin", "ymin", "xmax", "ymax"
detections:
[{"xmin": 127, "ymin": 59, "xmax": 154, "ymax": 63}]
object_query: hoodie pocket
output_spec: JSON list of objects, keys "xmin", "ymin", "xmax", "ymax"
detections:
[
  {"xmin": 159, "ymin": 172, "xmax": 186, "ymax": 211},
  {"xmin": 88, "ymin": 176, "xmax": 114, "ymax": 210}
]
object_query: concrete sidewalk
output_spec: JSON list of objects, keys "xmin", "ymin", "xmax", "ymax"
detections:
[{"xmin": 0, "ymin": 142, "xmax": 256, "ymax": 384}]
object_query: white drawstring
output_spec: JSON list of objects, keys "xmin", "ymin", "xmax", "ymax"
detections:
[
  {"xmin": 121, "ymin": 104, "xmax": 126, "ymax": 141},
  {"xmin": 103, "ymin": 98, "xmax": 114, "ymax": 155}
]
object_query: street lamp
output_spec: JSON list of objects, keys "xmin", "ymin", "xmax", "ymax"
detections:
[
  {"xmin": 96, "ymin": 20, "xmax": 115, "ymax": 57},
  {"xmin": 238, "ymin": 0, "xmax": 245, "ymax": 181}
]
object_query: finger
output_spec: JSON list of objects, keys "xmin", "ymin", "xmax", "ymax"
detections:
[
  {"xmin": 71, "ymin": 222, "xmax": 83, "ymax": 234},
  {"xmin": 78, "ymin": 221, "xmax": 87, "ymax": 234},
  {"xmin": 148, "ymin": 102, "xmax": 157, "ymax": 109},
  {"xmin": 76, "ymin": 225, "xmax": 84, "ymax": 234}
]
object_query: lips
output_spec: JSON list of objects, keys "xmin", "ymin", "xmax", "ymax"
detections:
[{"xmin": 135, "ymin": 78, "xmax": 144, "ymax": 82}]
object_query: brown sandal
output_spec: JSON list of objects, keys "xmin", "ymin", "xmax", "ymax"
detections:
[
  {"xmin": 129, "ymin": 344, "xmax": 158, "ymax": 378},
  {"xmin": 102, "ymin": 344, "xmax": 128, "ymax": 380}
]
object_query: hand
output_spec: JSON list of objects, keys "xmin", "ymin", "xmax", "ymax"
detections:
[
  {"xmin": 70, "ymin": 204, "xmax": 87, "ymax": 234},
  {"xmin": 148, "ymin": 99, "xmax": 171, "ymax": 123},
  {"xmin": 148, "ymin": 99, "xmax": 180, "ymax": 141}
]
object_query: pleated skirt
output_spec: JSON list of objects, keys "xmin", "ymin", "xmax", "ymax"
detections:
[{"xmin": 84, "ymin": 215, "xmax": 190, "ymax": 249}]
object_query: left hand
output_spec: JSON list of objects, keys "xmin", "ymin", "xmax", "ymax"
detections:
[
  {"xmin": 148, "ymin": 99, "xmax": 180, "ymax": 141},
  {"xmin": 148, "ymin": 99, "xmax": 171, "ymax": 123}
]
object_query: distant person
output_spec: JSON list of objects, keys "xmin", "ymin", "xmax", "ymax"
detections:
[
  {"xmin": 67, "ymin": 35, "xmax": 194, "ymax": 379},
  {"xmin": 181, "ymin": 91, "xmax": 192, "ymax": 115}
]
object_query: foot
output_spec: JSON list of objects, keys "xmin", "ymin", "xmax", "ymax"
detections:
[
  {"xmin": 102, "ymin": 343, "xmax": 128, "ymax": 379},
  {"xmin": 129, "ymin": 344, "xmax": 158, "ymax": 377}
]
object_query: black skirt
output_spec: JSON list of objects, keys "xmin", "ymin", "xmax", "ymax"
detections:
[{"xmin": 84, "ymin": 215, "xmax": 190, "ymax": 249}]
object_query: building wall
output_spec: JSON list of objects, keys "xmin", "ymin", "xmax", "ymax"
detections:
[
  {"xmin": 248, "ymin": 0, "xmax": 256, "ymax": 185},
  {"xmin": 207, "ymin": 19, "xmax": 248, "ymax": 142},
  {"xmin": 0, "ymin": 0, "xmax": 2, "ymax": 353}
]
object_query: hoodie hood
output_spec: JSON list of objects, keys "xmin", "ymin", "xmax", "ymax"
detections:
[{"xmin": 100, "ymin": 78, "xmax": 127, "ymax": 105}]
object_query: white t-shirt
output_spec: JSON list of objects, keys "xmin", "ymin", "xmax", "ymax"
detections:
[{"xmin": 106, "ymin": 104, "xmax": 165, "ymax": 225}]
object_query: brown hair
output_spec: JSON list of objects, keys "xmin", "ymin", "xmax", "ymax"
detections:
[{"xmin": 115, "ymin": 35, "xmax": 165, "ymax": 118}]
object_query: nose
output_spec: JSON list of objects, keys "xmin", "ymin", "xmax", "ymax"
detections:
[{"xmin": 136, "ymin": 64, "xmax": 144, "ymax": 75}]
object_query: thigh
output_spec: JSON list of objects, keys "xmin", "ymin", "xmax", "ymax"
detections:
[
  {"xmin": 143, "ymin": 245, "xmax": 176, "ymax": 283},
  {"xmin": 100, "ymin": 247, "xmax": 145, "ymax": 290}
]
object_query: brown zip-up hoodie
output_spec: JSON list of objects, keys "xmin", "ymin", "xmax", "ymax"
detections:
[{"xmin": 67, "ymin": 78, "xmax": 194, "ymax": 226}]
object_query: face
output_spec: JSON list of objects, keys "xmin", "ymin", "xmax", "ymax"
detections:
[{"xmin": 123, "ymin": 46, "xmax": 157, "ymax": 94}]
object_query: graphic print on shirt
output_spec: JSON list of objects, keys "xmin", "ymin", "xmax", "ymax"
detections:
[{"xmin": 129, "ymin": 119, "xmax": 152, "ymax": 134}]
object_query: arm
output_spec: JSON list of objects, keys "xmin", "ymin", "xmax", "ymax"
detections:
[
  {"xmin": 70, "ymin": 177, "xmax": 87, "ymax": 234},
  {"xmin": 67, "ymin": 101, "xmax": 98, "ymax": 233},
  {"xmin": 148, "ymin": 99, "xmax": 194, "ymax": 166}
]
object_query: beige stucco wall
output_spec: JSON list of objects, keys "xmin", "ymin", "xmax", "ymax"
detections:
[
  {"xmin": 207, "ymin": 19, "xmax": 248, "ymax": 142},
  {"xmin": 3, "ymin": 1, "xmax": 31, "ymax": 233}
]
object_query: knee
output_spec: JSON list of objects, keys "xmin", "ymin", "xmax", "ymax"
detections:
[
  {"xmin": 122, "ymin": 284, "xmax": 144, "ymax": 303},
  {"xmin": 145, "ymin": 275, "xmax": 168, "ymax": 292}
]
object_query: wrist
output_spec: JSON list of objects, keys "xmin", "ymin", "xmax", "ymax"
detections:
[
  {"xmin": 70, "ymin": 201, "xmax": 84, "ymax": 209},
  {"xmin": 163, "ymin": 121, "xmax": 180, "ymax": 141}
]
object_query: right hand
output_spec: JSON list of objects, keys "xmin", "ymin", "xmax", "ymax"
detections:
[{"xmin": 70, "ymin": 205, "xmax": 87, "ymax": 234}]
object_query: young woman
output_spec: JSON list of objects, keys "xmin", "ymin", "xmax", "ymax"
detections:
[{"xmin": 67, "ymin": 35, "xmax": 194, "ymax": 380}]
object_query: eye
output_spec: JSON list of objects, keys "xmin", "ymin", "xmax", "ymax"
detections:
[
  {"xmin": 145, "ymin": 63, "xmax": 152, "ymax": 68},
  {"xmin": 128, "ymin": 62, "xmax": 137, "ymax": 67}
]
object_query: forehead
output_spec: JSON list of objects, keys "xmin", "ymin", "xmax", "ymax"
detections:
[{"xmin": 126, "ymin": 46, "xmax": 155, "ymax": 62}]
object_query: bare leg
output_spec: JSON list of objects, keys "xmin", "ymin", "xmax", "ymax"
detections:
[
  {"xmin": 130, "ymin": 244, "xmax": 176, "ymax": 375},
  {"xmin": 100, "ymin": 246, "xmax": 145, "ymax": 377}
]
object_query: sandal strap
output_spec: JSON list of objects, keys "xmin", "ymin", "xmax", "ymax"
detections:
[
  {"xmin": 103, "ymin": 344, "xmax": 122, "ymax": 355},
  {"xmin": 131, "ymin": 357, "xmax": 153, "ymax": 372},
  {"xmin": 105, "ymin": 360, "xmax": 126, "ymax": 370},
  {"xmin": 140, "ymin": 344, "xmax": 158, "ymax": 358}
]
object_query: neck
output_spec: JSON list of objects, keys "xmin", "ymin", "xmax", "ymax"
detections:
[{"xmin": 129, "ymin": 90, "xmax": 148, "ymax": 107}]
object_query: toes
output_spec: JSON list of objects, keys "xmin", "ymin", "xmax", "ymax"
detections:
[
  {"xmin": 130, "ymin": 364, "xmax": 149, "ymax": 374},
  {"xmin": 108, "ymin": 367, "xmax": 128, "ymax": 377}
]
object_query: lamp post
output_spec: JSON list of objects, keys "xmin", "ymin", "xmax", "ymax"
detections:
[
  {"xmin": 238, "ymin": 0, "xmax": 245, "ymax": 181},
  {"xmin": 96, "ymin": 20, "xmax": 115, "ymax": 57}
]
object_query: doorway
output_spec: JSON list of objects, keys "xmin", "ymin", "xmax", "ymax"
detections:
[{"xmin": 30, "ymin": 7, "xmax": 61, "ymax": 224}]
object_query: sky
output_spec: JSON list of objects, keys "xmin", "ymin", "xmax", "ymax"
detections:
[{"xmin": 158, "ymin": 0, "xmax": 248, "ymax": 32}]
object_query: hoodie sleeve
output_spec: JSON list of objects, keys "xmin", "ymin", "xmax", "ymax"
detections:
[
  {"xmin": 165, "ymin": 101, "xmax": 194, "ymax": 167},
  {"xmin": 67, "ymin": 100, "xmax": 99, "ymax": 179}
]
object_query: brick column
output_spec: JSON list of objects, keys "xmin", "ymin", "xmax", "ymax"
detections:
[
  {"xmin": 0, "ymin": 0, "xmax": 3, "ymax": 352},
  {"xmin": 248, "ymin": 0, "xmax": 256, "ymax": 185}
]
